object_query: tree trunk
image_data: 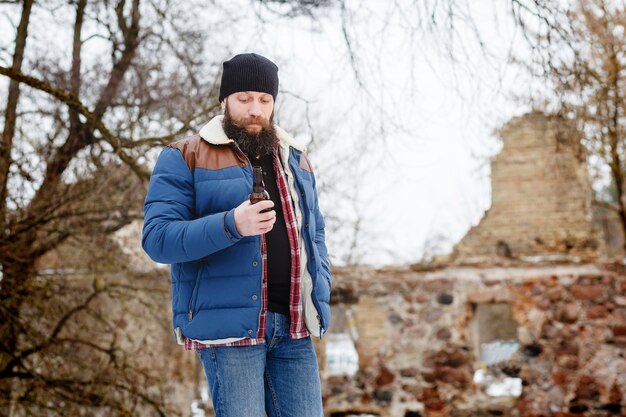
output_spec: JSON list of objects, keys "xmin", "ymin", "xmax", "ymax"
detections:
[
  {"xmin": 0, "ymin": 4, "xmax": 35, "ymax": 410},
  {"xmin": 0, "ymin": 0, "xmax": 33, "ymax": 238},
  {"xmin": 607, "ymin": 54, "xmax": 626, "ymax": 257},
  {"xmin": 0, "ymin": 258, "xmax": 37, "ymax": 413},
  {"xmin": 609, "ymin": 139, "xmax": 626, "ymax": 256}
]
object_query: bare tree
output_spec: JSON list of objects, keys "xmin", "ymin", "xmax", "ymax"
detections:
[
  {"xmin": 0, "ymin": 0, "xmax": 338, "ymax": 414},
  {"xmin": 0, "ymin": 0, "xmax": 222, "ymax": 414}
]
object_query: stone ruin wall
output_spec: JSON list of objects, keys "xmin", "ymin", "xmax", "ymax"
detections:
[
  {"xmin": 453, "ymin": 112, "xmax": 606, "ymax": 262},
  {"xmin": 593, "ymin": 203, "xmax": 625, "ymax": 260},
  {"xmin": 318, "ymin": 263, "xmax": 626, "ymax": 417},
  {"xmin": 36, "ymin": 233, "xmax": 200, "ymax": 417}
]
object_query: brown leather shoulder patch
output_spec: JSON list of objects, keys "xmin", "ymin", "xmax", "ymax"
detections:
[
  {"xmin": 168, "ymin": 135, "xmax": 245, "ymax": 171},
  {"xmin": 299, "ymin": 154, "xmax": 314, "ymax": 173}
]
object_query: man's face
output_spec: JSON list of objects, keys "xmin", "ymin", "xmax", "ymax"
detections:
[
  {"xmin": 223, "ymin": 91, "xmax": 274, "ymax": 134},
  {"xmin": 222, "ymin": 91, "xmax": 278, "ymax": 158}
]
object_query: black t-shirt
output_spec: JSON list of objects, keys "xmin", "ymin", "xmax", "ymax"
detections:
[{"xmin": 250, "ymin": 154, "xmax": 291, "ymax": 315}]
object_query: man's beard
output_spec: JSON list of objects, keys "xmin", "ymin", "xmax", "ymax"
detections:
[{"xmin": 222, "ymin": 106, "xmax": 279, "ymax": 159}]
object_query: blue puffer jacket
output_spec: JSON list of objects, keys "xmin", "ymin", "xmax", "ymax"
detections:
[{"xmin": 142, "ymin": 116, "xmax": 331, "ymax": 344}]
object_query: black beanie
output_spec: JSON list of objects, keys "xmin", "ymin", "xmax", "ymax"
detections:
[{"xmin": 219, "ymin": 53, "xmax": 279, "ymax": 102}]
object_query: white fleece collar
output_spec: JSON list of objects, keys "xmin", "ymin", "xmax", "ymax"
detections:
[{"xmin": 198, "ymin": 115, "xmax": 307, "ymax": 152}]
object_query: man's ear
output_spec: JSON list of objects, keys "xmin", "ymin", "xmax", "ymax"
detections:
[{"xmin": 221, "ymin": 100, "xmax": 226, "ymax": 110}]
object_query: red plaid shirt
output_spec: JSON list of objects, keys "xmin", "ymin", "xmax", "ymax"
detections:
[{"xmin": 185, "ymin": 150, "xmax": 308, "ymax": 350}]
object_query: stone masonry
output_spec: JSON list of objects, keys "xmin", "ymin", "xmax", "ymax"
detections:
[
  {"xmin": 321, "ymin": 263, "xmax": 626, "ymax": 417},
  {"xmin": 453, "ymin": 112, "xmax": 604, "ymax": 262}
]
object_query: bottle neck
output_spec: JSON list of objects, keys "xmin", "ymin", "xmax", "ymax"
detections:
[{"xmin": 252, "ymin": 166, "xmax": 265, "ymax": 193}]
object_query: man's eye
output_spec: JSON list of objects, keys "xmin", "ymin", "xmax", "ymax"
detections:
[{"xmin": 238, "ymin": 98, "xmax": 250, "ymax": 103}]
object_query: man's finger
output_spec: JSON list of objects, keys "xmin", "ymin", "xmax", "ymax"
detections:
[
  {"xmin": 258, "ymin": 210, "xmax": 276, "ymax": 221},
  {"xmin": 253, "ymin": 200, "xmax": 274, "ymax": 213}
]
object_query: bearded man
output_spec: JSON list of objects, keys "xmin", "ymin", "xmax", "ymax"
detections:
[{"xmin": 142, "ymin": 53, "xmax": 332, "ymax": 417}]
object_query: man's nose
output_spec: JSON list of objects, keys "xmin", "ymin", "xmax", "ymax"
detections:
[{"xmin": 248, "ymin": 101, "xmax": 262, "ymax": 117}]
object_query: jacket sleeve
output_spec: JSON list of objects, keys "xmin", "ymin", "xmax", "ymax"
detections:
[{"xmin": 142, "ymin": 146, "xmax": 243, "ymax": 264}]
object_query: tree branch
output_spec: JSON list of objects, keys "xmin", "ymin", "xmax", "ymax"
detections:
[
  {"xmin": 68, "ymin": 0, "xmax": 86, "ymax": 133},
  {"xmin": 0, "ymin": 289, "xmax": 101, "ymax": 379},
  {"xmin": 0, "ymin": 66, "xmax": 150, "ymax": 179},
  {"xmin": 93, "ymin": 0, "xmax": 140, "ymax": 120}
]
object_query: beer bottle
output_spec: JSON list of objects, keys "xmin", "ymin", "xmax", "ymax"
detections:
[{"xmin": 250, "ymin": 166, "xmax": 271, "ymax": 212}]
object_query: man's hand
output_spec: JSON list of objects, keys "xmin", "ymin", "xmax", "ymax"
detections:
[{"xmin": 233, "ymin": 200, "xmax": 276, "ymax": 236}]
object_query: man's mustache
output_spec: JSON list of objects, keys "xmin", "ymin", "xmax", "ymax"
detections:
[{"xmin": 234, "ymin": 116, "xmax": 270, "ymax": 129}]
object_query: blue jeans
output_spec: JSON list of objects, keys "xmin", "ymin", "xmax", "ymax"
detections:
[{"xmin": 196, "ymin": 311, "xmax": 323, "ymax": 417}]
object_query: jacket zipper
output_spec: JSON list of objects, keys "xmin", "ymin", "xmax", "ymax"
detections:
[
  {"xmin": 188, "ymin": 262, "xmax": 205, "ymax": 320},
  {"xmin": 230, "ymin": 143, "xmax": 264, "ymax": 335},
  {"xmin": 256, "ymin": 237, "xmax": 264, "ymax": 336}
]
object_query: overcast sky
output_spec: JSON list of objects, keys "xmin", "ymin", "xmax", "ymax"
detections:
[
  {"xmin": 0, "ymin": 1, "xmax": 541, "ymax": 267},
  {"xmin": 216, "ymin": 1, "xmax": 535, "ymax": 266}
]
